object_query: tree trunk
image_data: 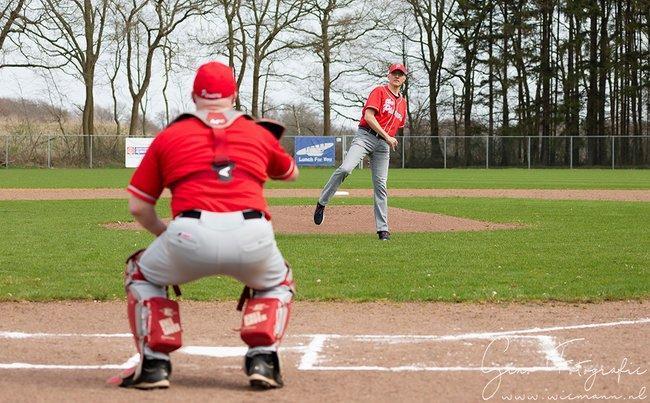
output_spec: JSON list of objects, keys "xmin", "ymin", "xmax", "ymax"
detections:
[
  {"xmin": 502, "ymin": 4, "xmax": 509, "ymax": 135},
  {"xmin": 598, "ymin": 0, "xmax": 609, "ymax": 164},
  {"xmin": 129, "ymin": 95, "xmax": 142, "ymax": 137},
  {"xmin": 251, "ymin": 58, "xmax": 261, "ymax": 117},
  {"xmin": 540, "ymin": 1, "xmax": 552, "ymax": 165},
  {"xmin": 82, "ymin": 67, "xmax": 95, "ymax": 165},
  {"xmin": 586, "ymin": 2, "xmax": 599, "ymax": 164},
  {"xmin": 322, "ymin": 24, "xmax": 331, "ymax": 137},
  {"xmin": 463, "ymin": 56, "xmax": 473, "ymax": 165}
]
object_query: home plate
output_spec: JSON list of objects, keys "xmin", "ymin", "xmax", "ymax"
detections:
[{"xmin": 335, "ymin": 191, "xmax": 349, "ymax": 196}]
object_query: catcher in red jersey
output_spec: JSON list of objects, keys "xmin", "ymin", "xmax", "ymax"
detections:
[{"xmin": 108, "ymin": 61, "xmax": 298, "ymax": 390}]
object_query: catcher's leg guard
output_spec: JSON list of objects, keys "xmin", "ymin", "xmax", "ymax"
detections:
[
  {"xmin": 240, "ymin": 296, "xmax": 291, "ymax": 347},
  {"xmin": 125, "ymin": 250, "xmax": 183, "ymax": 356},
  {"xmin": 240, "ymin": 265, "xmax": 294, "ymax": 350},
  {"xmin": 110, "ymin": 250, "xmax": 181, "ymax": 388}
]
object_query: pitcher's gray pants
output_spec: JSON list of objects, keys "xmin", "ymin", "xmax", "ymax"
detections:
[{"xmin": 319, "ymin": 129, "xmax": 390, "ymax": 232}]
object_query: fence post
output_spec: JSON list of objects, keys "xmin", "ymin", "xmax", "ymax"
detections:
[
  {"xmin": 4, "ymin": 135, "xmax": 8, "ymax": 169},
  {"xmin": 485, "ymin": 136, "xmax": 489, "ymax": 169},
  {"xmin": 401, "ymin": 136, "xmax": 405, "ymax": 169},
  {"xmin": 570, "ymin": 136, "xmax": 573, "ymax": 169},
  {"xmin": 527, "ymin": 136, "xmax": 531, "ymax": 169},
  {"xmin": 47, "ymin": 136, "xmax": 51, "ymax": 168},
  {"xmin": 89, "ymin": 134, "xmax": 93, "ymax": 168},
  {"xmin": 612, "ymin": 136, "xmax": 615, "ymax": 169},
  {"xmin": 443, "ymin": 137, "xmax": 447, "ymax": 169}
]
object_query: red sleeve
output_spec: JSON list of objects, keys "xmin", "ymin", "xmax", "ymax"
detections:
[
  {"xmin": 363, "ymin": 87, "xmax": 383, "ymax": 113},
  {"xmin": 127, "ymin": 139, "xmax": 164, "ymax": 204},
  {"xmin": 267, "ymin": 139, "xmax": 296, "ymax": 180},
  {"xmin": 399, "ymin": 100, "xmax": 408, "ymax": 128}
]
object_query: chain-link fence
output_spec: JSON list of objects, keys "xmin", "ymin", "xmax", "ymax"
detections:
[{"xmin": 1, "ymin": 134, "xmax": 648, "ymax": 168}]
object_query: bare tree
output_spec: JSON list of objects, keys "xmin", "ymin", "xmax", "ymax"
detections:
[
  {"xmin": 448, "ymin": 0, "xmax": 490, "ymax": 164},
  {"xmin": 293, "ymin": 0, "xmax": 377, "ymax": 135},
  {"xmin": 405, "ymin": 0, "xmax": 455, "ymax": 163},
  {"xmin": 115, "ymin": 0, "xmax": 206, "ymax": 136},
  {"xmin": 18, "ymin": 0, "xmax": 109, "ymax": 163},
  {"xmin": 104, "ymin": 14, "xmax": 126, "ymax": 136},
  {"xmin": 0, "ymin": 0, "xmax": 27, "ymax": 52},
  {"xmin": 194, "ymin": 0, "xmax": 248, "ymax": 109},
  {"xmin": 160, "ymin": 37, "xmax": 179, "ymax": 126},
  {"xmin": 242, "ymin": 0, "xmax": 309, "ymax": 117}
]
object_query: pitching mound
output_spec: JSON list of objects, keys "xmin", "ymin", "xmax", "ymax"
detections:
[{"xmin": 104, "ymin": 205, "xmax": 519, "ymax": 234}]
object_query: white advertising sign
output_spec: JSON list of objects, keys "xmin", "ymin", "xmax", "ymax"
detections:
[{"xmin": 125, "ymin": 137, "xmax": 154, "ymax": 168}]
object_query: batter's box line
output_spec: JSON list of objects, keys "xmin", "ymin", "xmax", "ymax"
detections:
[
  {"xmin": 296, "ymin": 334, "xmax": 574, "ymax": 372},
  {"xmin": 295, "ymin": 317, "xmax": 650, "ymax": 373},
  {"xmin": 295, "ymin": 317, "xmax": 650, "ymax": 342},
  {"xmin": 0, "ymin": 318, "xmax": 647, "ymax": 372}
]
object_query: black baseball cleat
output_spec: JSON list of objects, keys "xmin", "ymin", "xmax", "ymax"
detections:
[
  {"xmin": 314, "ymin": 202, "xmax": 325, "ymax": 225},
  {"xmin": 244, "ymin": 352, "xmax": 284, "ymax": 389},
  {"xmin": 377, "ymin": 231, "xmax": 391, "ymax": 241},
  {"xmin": 114, "ymin": 358, "xmax": 172, "ymax": 389}
]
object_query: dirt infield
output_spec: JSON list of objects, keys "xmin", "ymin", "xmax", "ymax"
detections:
[
  {"xmin": 1, "ymin": 301, "xmax": 648, "ymax": 402},
  {"xmin": 1, "ymin": 188, "xmax": 650, "ymax": 201}
]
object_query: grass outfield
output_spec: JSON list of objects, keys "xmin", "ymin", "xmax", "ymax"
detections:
[
  {"xmin": 0, "ymin": 167, "xmax": 648, "ymax": 189},
  {"xmin": 0, "ymin": 197, "xmax": 647, "ymax": 302}
]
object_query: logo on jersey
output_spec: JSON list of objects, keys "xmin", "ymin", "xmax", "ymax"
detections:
[
  {"xmin": 218, "ymin": 165, "xmax": 231, "ymax": 178},
  {"xmin": 382, "ymin": 98, "xmax": 395, "ymax": 114},
  {"xmin": 212, "ymin": 161, "xmax": 235, "ymax": 182}
]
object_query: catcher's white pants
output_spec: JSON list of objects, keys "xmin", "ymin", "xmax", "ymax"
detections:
[
  {"xmin": 139, "ymin": 211, "xmax": 289, "ymax": 290},
  {"xmin": 134, "ymin": 210, "xmax": 292, "ymax": 359}
]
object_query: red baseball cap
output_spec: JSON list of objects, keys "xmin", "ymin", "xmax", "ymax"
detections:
[
  {"xmin": 193, "ymin": 61, "xmax": 237, "ymax": 99},
  {"xmin": 388, "ymin": 63, "xmax": 407, "ymax": 74}
]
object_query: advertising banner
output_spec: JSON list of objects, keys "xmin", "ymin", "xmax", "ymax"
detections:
[
  {"xmin": 125, "ymin": 137, "xmax": 154, "ymax": 168},
  {"xmin": 294, "ymin": 136, "xmax": 336, "ymax": 166}
]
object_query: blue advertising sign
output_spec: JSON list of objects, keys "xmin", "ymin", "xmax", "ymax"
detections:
[{"xmin": 294, "ymin": 136, "xmax": 336, "ymax": 166}]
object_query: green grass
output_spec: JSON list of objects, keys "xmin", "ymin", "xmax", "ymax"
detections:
[
  {"xmin": 0, "ymin": 168, "xmax": 648, "ymax": 189},
  {"xmin": 0, "ymin": 197, "xmax": 647, "ymax": 302}
]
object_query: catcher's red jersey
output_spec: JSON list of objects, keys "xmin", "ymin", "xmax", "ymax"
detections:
[
  {"xmin": 128, "ymin": 116, "xmax": 296, "ymax": 218},
  {"xmin": 358, "ymin": 85, "xmax": 407, "ymax": 137}
]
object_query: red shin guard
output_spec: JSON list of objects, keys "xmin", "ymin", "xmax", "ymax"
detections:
[
  {"xmin": 125, "ymin": 251, "xmax": 182, "ymax": 354},
  {"xmin": 127, "ymin": 293, "xmax": 183, "ymax": 354},
  {"xmin": 144, "ymin": 297, "xmax": 182, "ymax": 353},
  {"xmin": 240, "ymin": 298, "xmax": 291, "ymax": 347}
]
